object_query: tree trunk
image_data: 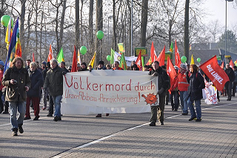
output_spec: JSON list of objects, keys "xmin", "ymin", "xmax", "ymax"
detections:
[
  {"xmin": 89, "ymin": 0, "xmax": 94, "ymax": 54},
  {"xmin": 26, "ymin": 10, "xmax": 32, "ymax": 58},
  {"xmin": 184, "ymin": 0, "xmax": 189, "ymax": 61},
  {"xmin": 112, "ymin": 0, "xmax": 116, "ymax": 50},
  {"xmin": 95, "ymin": 0, "xmax": 103, "ymax": 65},
  {"xmin": 40, "ymin": 10, "xmax": 44, "ymax": 62},
  {"xmin": 140, "ymin": 0, "xmax": 148, "ymax": 47},
  {"xmin": 35, "ymin": 0, "xmax": 38, "ymax": 61},
  {"xmin": 59, "ymin": 0, "xmax": 67, "ymax": 53},
  {"xmin": 55, "ymin": 3, "xmax": 60, "ymax": 54},
  {"xmin": 80, "ymin": 0, "xmax": 83, "ymax": 45},
  {"xmin": 75, "ymin": 0, "xmax": 79, "ymax": 48},
  {"xmin": 20, "ymin": 0, "xmax": 26, "ymax": 58}
]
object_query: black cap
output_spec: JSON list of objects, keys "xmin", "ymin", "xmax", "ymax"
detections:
[
  {"xmin": 61, "ymin": 61, "xmax": 65, "ymax": 65},
  {"xmin": 98, "ymin": 61, "xmax": 104, "ymax": 65}
]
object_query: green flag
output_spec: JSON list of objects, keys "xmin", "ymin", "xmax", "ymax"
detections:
[
  {"xmin": 119, "ymin": 53, "xmax": 127, "ymax": 70},
  {"xmin": 57, "ymin": 48, "xmax": 64, "ymax": 63}
]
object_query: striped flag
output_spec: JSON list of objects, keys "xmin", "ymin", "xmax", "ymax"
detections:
[
  {"xmin": 4, "ymin": 18, "xmax": 19, "ymax": 72},
  {"xmin": 47, "ymin": 44, "xmax": 53, "ymax": 62}
]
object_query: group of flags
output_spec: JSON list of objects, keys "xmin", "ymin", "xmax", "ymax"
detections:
[
  {"xmin": 4, "ymin": 18, "xmax": 22, "ymax": 72},
  {"xmin": 110, "ymin": 43, "xmax": 127, "ymax": 70},
  {"xmin": 4, "ymin": 18, "xmax": 230, "ymax": 92}
]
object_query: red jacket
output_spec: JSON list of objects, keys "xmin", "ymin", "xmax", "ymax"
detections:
[
  {"xmin": 113, "ymin": 67, "xmax": 123, "ymax": 70},
  {"xmin": 178, "ymin": 73, "xmax": 189, "ymax": 91}
]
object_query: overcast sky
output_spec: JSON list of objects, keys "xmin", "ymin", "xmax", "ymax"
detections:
[{"xmin": 203, "ymin": 0, "xmax": 237, "ymax": 28}]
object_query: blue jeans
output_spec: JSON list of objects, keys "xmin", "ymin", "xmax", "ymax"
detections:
[
  {"xmin": 9, "ymin": 101, "xmax": 26, "ymax": 130},
  {"xmin": 180, "ymin": 91, "xmax": 189, "ymax": 114},
  {"xmin": 52, "ymin": 95, "xmax": 62, "ymax": 117},
  {"xmin": 187, "ymin": 98, "xmax": 201, "ymax": 119}
]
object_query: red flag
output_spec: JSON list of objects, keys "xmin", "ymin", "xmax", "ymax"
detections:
[
  {"xmin": 146, "ymin": 42, "xmax": 157, "ymax": 65},
  {"xmin": 175, "ymin": 40, "xmax": 181, "ymax": 68},
  {"xmin": 71, "ymin": 46, "xmax": 77, "ymax": 72},
  {"xmin": 150, "ymin": 42, "xmax": 157, "ymax": 62},
  {"xmin": 156, "ymin": 45, "xmax": 165, "ymax": 66},
  {"xmin": 47, "ymin": 44, "xmax": 53, "ymax": 62},
  {"xmin": 220, "ymin": 61, "xmax": 224, "ymax": 69},
  {"xmin": 199, "ymin": 56, "xmax": 229, "ymax": 91},
  {"xmin": 32, "ymin": 53, "xmax": 35, "ymax": 62},
  {"xmin": 166, "ymin": 56, "xmax": 177, "ymax": 93},
  {"xmin": 135, "ymin": 50, "xmax": 142, "ymax": 71},
  {"xmin": 229, "ymin": 59, "xmax": 234, "ymax": 69}
]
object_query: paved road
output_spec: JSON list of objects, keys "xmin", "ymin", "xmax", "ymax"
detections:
[{"xmin": 0, "ymin": 96, "xmax": 236, "ymax": 158}]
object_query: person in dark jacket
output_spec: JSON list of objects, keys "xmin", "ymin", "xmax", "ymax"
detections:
[
  {"xmin": 41, "ymin": 61, "xmax": 49, "ymax": 110},
  {"xmin": 187, "ymin": 64, "xmax": 205, "ymax": 122},
  {"xmin": 24, "ymin": 62, "xmax": 43, "ymax": 121},
  {"xmin": 233, "ymin": 66, "xmax": 237, "ymax": 96},
  {"xmin": 44, "ymin": 59, "xmax": 63, "ymax": 121},
  {"xmin": 60, "ymin": 61, "xmax": 69, "ymax": 73},
  {"xmin": 2, "ymin": 57, "xmax": 31, "ymax": 136},
  {"xmin": 148, "ymin": 61, "xmax": 169, "ymax": 126},
  {"xmin": 225, "ymin": 64, "xmax": 235, "ymax": 101}
]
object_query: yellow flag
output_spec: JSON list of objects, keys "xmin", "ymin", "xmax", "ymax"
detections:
[
  {"xmin": 190, "ymin": 54, "xmax": 195, "ymax": 65},
  {"xmin": 117, "ymin": 43, "xmax": 125, "ymax": 54},
  {"xmin": 88, "ymin": 52, "xmax": 96, "ymax": 68}
]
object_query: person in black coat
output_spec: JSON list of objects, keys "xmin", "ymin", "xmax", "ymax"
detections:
[
  {"xmin": 148, "ymin": 61, "xmax": 170, "ymax": 126},
  {"xmin": 24, "ymin": 62, "xmax": 43, "ymax": 120},
  {"xmin": 187, "ymin": 64, "xmax": 205, "ymax": 122},
  {"xmin": 225, "ymin": 64, "xmax": 235, "ymax": 101}
]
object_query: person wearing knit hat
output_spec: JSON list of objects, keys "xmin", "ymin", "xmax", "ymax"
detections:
[{"xmin": 178, "ymin": 63, "xmax": 189, "ymax": 115}]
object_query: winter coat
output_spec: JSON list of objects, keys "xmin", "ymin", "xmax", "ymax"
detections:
[
  {"xmin": 225, "ymin": 68, "xmax": 235, "ymax": 82},
  {"xmin": 27, "ymin": 69, "xmax": 44, "ymax": 97},
  {"xmin": 149, "ymin": 67, "xmax": 170, "ymax": 96},
  {"xmin": 234, "ymin": 70, "xmax": 237, "ymax": 83},
  {"xmin": 43, "ymin": 65, "xmax": 63, "ymax": 97},
  {"xmin": 187, "ymin": 72, "xmax": 205, "ymax": 101},
  {"xmin": 2, "ymin": 67, "xmax": 31, "ymax": 102}
]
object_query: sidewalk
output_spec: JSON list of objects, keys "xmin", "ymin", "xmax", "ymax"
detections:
[
  {"xmin": 55, "ymin": 100, "xmax": 237, "ymax": 158},
  {"xmin": 0, "ymin": 96, "xmax": 236, "ymax": 158}
]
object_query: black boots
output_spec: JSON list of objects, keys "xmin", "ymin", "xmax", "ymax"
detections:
[
  {"xmin": 12, "ymin": 128, "xmax": 18, "ymax": 136},
  {"xmin": 18, "ymin": 124, "xmax": 24, "ymax": 134}
]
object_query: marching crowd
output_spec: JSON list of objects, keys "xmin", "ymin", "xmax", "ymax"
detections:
[{"xmin": 0, "ymin": 57, "xmax": 236, "ymax": 136}]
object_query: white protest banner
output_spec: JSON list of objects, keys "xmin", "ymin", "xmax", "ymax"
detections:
[
  {"xmin": 62, "ymin": 70, "xmax": 158, "ymax": 115},
  {"xmin": 202, "ymin": 81, "xmax": 218, "ymax": 105}
]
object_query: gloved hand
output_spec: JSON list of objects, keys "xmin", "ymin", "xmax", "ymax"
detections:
[
  {"xmin": 157, "ymin": 88, "xmax": 164, "ymax": 95},
  {"xmin": 62, "ymin": 71, "xmax": 67, "ymax": 75},
  {"xmin": 151, "ymin": 72, "xmax": 158, "ymax": 76}
]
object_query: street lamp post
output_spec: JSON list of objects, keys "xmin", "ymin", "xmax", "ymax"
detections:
[
  {"xmin": 225, "ymin": 0, "xmax": 233, "ymax": 65},
  {"xmin": 131, "ymin": 0, "xmax": 133, "ymax": 56}
]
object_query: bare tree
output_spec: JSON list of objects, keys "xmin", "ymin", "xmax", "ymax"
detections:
[
  {"xmin": 95, "ymin": 0, "xmax": 103, "ymax": 64},
  {"xmin": 140, "ymin": 0, "xmax": 148, "ymax": 47},
  {"xmin": 88, "ymin": 0, "xmax": 94, "ymax": 55},
  {"xmin": 184, "ymin": 0, "xmax": 189, "ymax": 61},
  {"xmin": 75, "ymin": 0, "xmax": 79, "ymax": 48}
]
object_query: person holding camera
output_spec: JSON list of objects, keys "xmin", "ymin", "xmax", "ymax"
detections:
[{"xmin": 2, "ymin": 57, "xmax": 30, "ymax": 136}]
